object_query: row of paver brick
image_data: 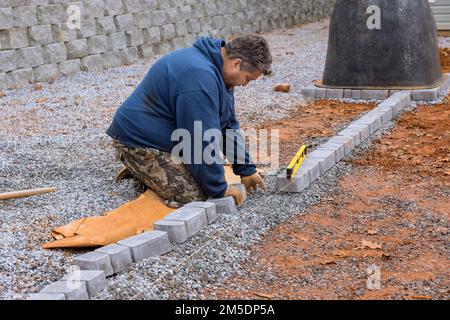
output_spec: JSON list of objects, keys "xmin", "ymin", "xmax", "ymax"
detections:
[
  {"xmin": 282, "ymin": 74, "xmax": 450, "ymax": 193},
  {"xmin": 301, "ymin": 74, "xmax": 450, "ymax": 102},
  {"xmin": 276, "ymin": 90, "xmax": 414, "ymax": 192},
  {"xmin": 28, "ymin": 183, "xmax": 246, "ymax": 300}
]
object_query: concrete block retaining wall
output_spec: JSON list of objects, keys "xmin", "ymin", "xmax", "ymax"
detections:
[{"xmin": 0, "ymin": 0, "xmax": 334, "ymax": 90}]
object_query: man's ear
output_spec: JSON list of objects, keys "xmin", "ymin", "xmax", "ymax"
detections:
[{"xmin": 232, "ymin": 58, "xmax": 242, "ymax": 70}]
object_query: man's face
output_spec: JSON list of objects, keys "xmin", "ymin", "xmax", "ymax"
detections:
[{"xmin": 222, "ymin": 58, "xmax": 263, "ymax": 88}]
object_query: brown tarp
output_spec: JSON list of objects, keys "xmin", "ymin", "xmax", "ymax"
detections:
[
  {"xmin": 43, "ymin": 166, "xmax": 242, "ymax": 249},
  {"xmin": 43, "ymin": 190, "xmax": 174, "ymax": 249}
]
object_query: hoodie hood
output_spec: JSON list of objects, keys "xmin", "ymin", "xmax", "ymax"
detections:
[{"xmin": 193, "ymin": 37, "xmax": 225, "ymax": 71}]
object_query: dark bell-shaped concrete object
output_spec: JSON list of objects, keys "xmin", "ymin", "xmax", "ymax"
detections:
[{"xmin": 321, "ymin": 0, "xmax": 442, "ymax": 89}]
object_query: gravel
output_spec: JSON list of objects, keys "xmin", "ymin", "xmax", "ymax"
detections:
[
  {"xmin": 439, "ymin": 36, "xmax": 450, "ymax": 48},
  {"xmin": 0, "ymin": 19, "xmax": 440, "ymax": 300}
]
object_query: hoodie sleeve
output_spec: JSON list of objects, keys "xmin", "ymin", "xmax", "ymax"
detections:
[
  {"xmin": 221, "ymin": 91, "xmax": 257, "ymax": 177},
  {"xmin": 222, "ymin": 115, "xmax": 257, "ymax": 177},
  {"xmin": 174, "ymin": 85, "xmax": 228, "ymax": 199}
]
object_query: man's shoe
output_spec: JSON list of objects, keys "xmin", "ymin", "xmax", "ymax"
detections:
[
  {"xmin": 164, "ymin": 200, "xmax": 184, "ymax": 209},
  {"xmin": 115, "ymin": 166, "xmax": 133, "ymax": 182}
]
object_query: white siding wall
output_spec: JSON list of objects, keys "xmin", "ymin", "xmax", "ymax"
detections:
[{"xmin": 430, "ymin": 0, "xmax": 450, "ymax": 30}]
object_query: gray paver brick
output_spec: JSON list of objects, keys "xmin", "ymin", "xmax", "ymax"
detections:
[
  {"xmin": 412, "ymin": 88, "xmax": 439, "ymax": 101},
  {"xmin": 163, "ymin": 207, "xmax": 207, "ymax": 238},
  {"xmin": 185, "ymin": 202, "xmax": 217, "ymax": 224},
  {"xmin": 338, "ymin": 128, "xmax": 362, "ymax": 146},
  {"xmin": 345, "ymin": 124, "xmax": 370, "ymax": 142},
  {"xmin": 326, "ymin": 88, "xmax": 344, "ymax": 99},
  {"xmin": 40, "ymin": 281, "xmax": 89, "ymax": 300},
  {"xmin": 301, "ymin": 86, "xmax": 316, "ymax": 98},
  {"xmin": 360, "ymin": 90, "xmax": 389, "ymax": 100},
  {"xmin": 307, "ymin": 149, "xmax": 337, "ymax": 173},
  {"xmin": 315, "ymin": 87, "xmax": 327, "ymax": 99},
  {"xmin": 74, "ymin": 252, "xmax": 113, "ymax": 276},
  {"xmin": 62, "ymin": 270, "xmax": 106, "ymax": 298},
  {"xmin": 276, "ymin": 165, "xmax": 311, "ymax": 192},
  {"xmin": 317, "ymin": 142, "xmax": 345, "ymax": 161},
  {"xmin": 95, "ymin": 243, "xmax": 133, "ymax": 274},
  {"xmin": 117, "ymin": 231, "xmax": 172, "ymax": 262},
  {"xmin": 153, "ymin": 220, "xmax": 188, "ymax": 244},
  {"xmin": 327, "ymin": 135, "xmax": 355, "ymax": 155},
  {"xmin": 27, "ymin": 293, "xmax": 66, "ymax": 300},
  {"xmin": 206, "ymin": 196, "xmax": 238, "ymax": 214},
  {"xmin": 298, "ymin": 158, "xmax": 321, "ymax": 182}
]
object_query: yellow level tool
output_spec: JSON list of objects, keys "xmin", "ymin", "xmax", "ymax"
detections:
[{"xmin": 286, "ymin": 145, "xmax": 308, "ymax": 179}]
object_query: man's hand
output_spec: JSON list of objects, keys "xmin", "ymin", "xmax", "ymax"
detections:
[
  {"xmin": 241, "ymin": 172, "xmax": 266, "ymax": 193},
  {"xmin": 224, "ymin": 185, "xmax": 245, "ymax": 206}
]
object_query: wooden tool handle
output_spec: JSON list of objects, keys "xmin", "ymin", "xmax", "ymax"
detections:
[{"xmin": 0, "ymin": 187, "xmax": 57, "ymax": 200}]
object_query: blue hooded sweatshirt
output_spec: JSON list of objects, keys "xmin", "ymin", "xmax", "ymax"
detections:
[{"xmin": 107, "ymin": 37, "xmax": 256, "ymax": 198}]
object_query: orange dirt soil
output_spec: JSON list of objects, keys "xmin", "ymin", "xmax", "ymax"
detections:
[
  {"xmin": 246, "ymin": 100, "xmax": 375, "ymax": 166},
  {"xmin": 206, "ymin": 101, "xmax": 450, "ymax": 300},
  {"xmin": 440, "ymin": 48, "xmax": 450, "ymax": 73}
]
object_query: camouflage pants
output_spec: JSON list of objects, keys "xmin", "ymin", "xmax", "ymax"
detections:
[{"xmin": 113, "ymin": 140, "xmax": 206, "ymax": 204}]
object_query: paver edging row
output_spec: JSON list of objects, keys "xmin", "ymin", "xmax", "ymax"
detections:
[
  {"xmin": 301, "ymin": 73, "xmax": 450, "ymax": 102},
  {"xmin": 276, "ymin": 89, "xmax": 418, "ymax": 193},
  {"xmin": 28, "ymin": 184, "xmax": 246, "ymax": 300}
]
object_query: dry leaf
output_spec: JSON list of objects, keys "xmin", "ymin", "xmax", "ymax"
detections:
[
  {"xmin": 34, "ymin": 83, "xmax": 42, "ymax": 91},
  {"xmin": 0, "ymin": 91, "xmax": 6, "ymax": 97},
  {"xmin": 298, "ymin": 235, "xmax": 310, "ymax": 242},
  {"xmin": 320, "ymin": 259, "xmax": 337, "ymax": 265},
  {"xmin": 367, "ymin": 229, "xmax": 379, "ymax": 235},
  {"xmin": 253, "ymin": 292, "xmax": 275, "ymax": 299},
  {"xmin": 333, "ymin": 251, "xmax": 350, "ymax": 258},
  {"xmin": 414, "ymin": 131, "xmax": 426, "ymax": 137},
  {"xmin": 382, "ymin": 252, "xmax": 391, "ymax": 260},
  {"xmin": 274, "ymin": 83, "xmax": 291, "ymax": 93},
  {"xmin": 36, "ymin": 98, "xmax": 48, "ymax": 104},
  {"xmin": 436, "ymin": 227, "xmax": 447, "ymax": 232},
  {"xmin": 409, "ymin": 295, "xmax": 432, "ymax": 300},
  {"xmin": 361, "ymin": 240, "xmax": 382, "ymax": 250}
]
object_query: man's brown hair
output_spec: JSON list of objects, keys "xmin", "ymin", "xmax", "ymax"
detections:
[{"xmin": 224, "ymin": 35, "xmax": 273, "ymax": 75}]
